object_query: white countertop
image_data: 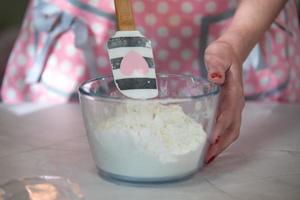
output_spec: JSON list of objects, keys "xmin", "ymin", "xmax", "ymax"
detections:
[{"xmin": 0, "ymin": 102, "xmax": 299, "ymax": 200}]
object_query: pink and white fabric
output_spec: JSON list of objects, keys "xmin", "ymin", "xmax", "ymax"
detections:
[{"xmin": 1, "ymin": 0, "xmax": 300, "ymax": 103}]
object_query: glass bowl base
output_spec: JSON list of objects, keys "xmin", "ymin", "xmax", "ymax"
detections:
[{"xmin": 97, "ymin": 167, "xmax": 201, "ymax": 185}]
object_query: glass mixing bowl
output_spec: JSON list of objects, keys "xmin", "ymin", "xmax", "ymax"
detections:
[{"xmin": 78, "ymin": 73, "xmax": 220, "ymax": 183}]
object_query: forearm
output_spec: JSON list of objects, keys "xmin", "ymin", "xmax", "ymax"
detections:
[{"xmin": 217, "ymin": 0, "xmax": 288, "ymax": 63}]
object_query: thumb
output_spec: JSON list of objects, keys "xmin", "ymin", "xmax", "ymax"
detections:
[{"xmin": 204, "ymin": 42, "xmax": 232, "ymax": 85}]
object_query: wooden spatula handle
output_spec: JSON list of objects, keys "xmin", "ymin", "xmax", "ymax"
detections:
[{"xmin": 114, "ymin": 0, "xmax": 136, "ymax": 31}]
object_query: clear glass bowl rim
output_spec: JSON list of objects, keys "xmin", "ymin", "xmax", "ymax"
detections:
[{"xmin": 78, "ymin": 73, "xmax": 220, "ymax": 102}]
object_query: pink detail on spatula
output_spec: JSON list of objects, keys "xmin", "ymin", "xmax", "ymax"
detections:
[{"xmin": 120, "ymin": 50, "xmax": 149, "ymax": 76}]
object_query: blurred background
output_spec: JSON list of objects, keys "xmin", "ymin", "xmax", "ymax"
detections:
[
  {"xmin": 0, "ymin": 0, "xmax": 27, "ymax": 87},
  {"xmin": 0, "ymin": 0, "xmax": 299, "ymax": 91}
]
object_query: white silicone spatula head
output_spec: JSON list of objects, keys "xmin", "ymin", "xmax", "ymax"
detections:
[{"xmin": 107, "ymin": 0, "xmax": 158, "ymax": 99}]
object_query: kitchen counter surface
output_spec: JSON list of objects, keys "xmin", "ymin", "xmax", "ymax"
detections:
[{"xmin": 0, "ymin": 102, "xmax": 299, "ymax": 200}]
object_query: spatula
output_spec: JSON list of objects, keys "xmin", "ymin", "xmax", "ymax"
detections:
[{"xmin": 107, "ymin": 0, "xmax": 158, "ymax": 99}]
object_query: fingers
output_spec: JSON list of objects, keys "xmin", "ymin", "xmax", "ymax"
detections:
[
  {"xmin": 204, "ymin": 40, "xmax": 244, "ymax": 165},
  {"xmin": 211, "ymin": 71, "xmax": 236, "ymax": 142},
  {"xmin": 205, "ymin": 124, "xmax": 240, "ymax": 164},
  {"xmin": 204, "ymin": 70, "xmax": 244, "ymax": 164},
  {"xmin": 205, "ymin": 108, "xmax": 236, "ymax": 163},
  {"xmin": 205, "ymin": 100, "xmax": 243, "ymax": 164},
  {"xmin": 211, "ymin": 109, "xmax": 233, "ymax": 143}
]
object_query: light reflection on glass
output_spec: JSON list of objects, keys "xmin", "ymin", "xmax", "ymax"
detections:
[
  {"xmin": 0, "ymin": 176, "xmax": 83, "ymax": 200},
  {"xmin": 26, "ymin": 184, "xmax": 58, "ymax": 200}
]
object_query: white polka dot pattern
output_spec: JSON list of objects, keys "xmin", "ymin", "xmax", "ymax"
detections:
[
  {"xmin": 48, "ymin": 56, "xmax": 58, "ymax": 67},
  {"xmin": 60, "ymin": 60, "xmax": 72, "ymax": 72},
  {"xmin": 170, "ymin": 60, "xmax": 181, "ymax": 71},
  {"xmin": 7, "ymin": 88, "xmax": 16, "ymax": 100},
  {"xmin": 145, "ymin": 14, "xmax": 157, "ymax": 26},
  {"xmin": 205, "ymin": 1, "xmax": 217, "ymax": 13},
  {"xmin": 193, "ymin": 14, "xmax": 202, "ymax": 25},
  {"xmin": 169, "ymin": 38, "xmax": 181, "ymax": 49},
  {"xmin": 66, "ymin": 45, "xmax": 76, "ymax": 56},
  {"xmin": 97, "ymin": 57, "xmax": 108, "ymax": 67},
  {"xmin": 92, "ymin": 23, "xmax": 103, "ymax": 34},
  {"xmin": 181, "ymin": 49, "xmax": 192, "ymax": 60},
  {"xmin": 168, "ymin": 15, "xmax": 181, "ymax": 26},
  {"xmin": 157, "ymin": 27, "xmax": 169, "ymax": 37},
  {"xmin": 181, "ymin": 2, "xmax": 193, "ymax": 13},
  {"xmin": 157, "ymin": 1, "xmax": 168, "ymax": 14},
  {"xmin": 2, "ymin": 0, "xmax": 300, "ymax": 103},
  {"xmin": 17, "ymin": 54, "xmax": 27, "ymax": 65},
  {"xmin": 27, "ymin": 45, "xmax": 34, "ymax": 57},
  {"xmin": 181, "ymin": 26, "xmax": 193, "ymax": 37},
  {"xmin": 157, "ymin": 49, "xmax": 169, "ymax": 61},
  {"xmin": 133, "ymin": 1, "xmax": 145, "ymax": 13}
]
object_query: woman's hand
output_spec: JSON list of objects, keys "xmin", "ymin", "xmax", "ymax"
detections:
[
  {"xmin": 202, "ymin": 0, "xmax": 287, "ymax": 164},
  {"xmin": 204, "ymin": 40, "xmax": 245, "ymax": 164}
]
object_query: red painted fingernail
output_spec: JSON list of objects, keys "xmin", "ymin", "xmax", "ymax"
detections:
[
  {"xmin": 214, "ymin": 136, "xmax": 220, "ymax": 144},
  {"xmin": 211, "ymin": 72, "xmax": 222, "ymax": 79},
  {"xmin": 206, "ymin": 155, "xmax": 216, "ymax": 164}
]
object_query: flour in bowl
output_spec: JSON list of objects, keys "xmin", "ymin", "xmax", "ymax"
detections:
[{"xmin": 92, "ymin": 101, "xmax": 208, "ymax": 179}]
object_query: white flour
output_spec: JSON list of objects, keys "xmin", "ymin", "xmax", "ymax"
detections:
[{"xmin": 91, "ymin": 101, "xmax": 207, "ymax": 179}]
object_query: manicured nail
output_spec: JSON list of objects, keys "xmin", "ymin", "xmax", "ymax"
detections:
[
  {"xmin": 214, "ymin": 136, "xmax": 220, "ymax": 144},
  {"xmin": 206, "ymin": 155, "xmax": 216, "ymax": 164},
  {"xmin": 211, "ymin": 72, "xmax": 222, "ymax": 79}
]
